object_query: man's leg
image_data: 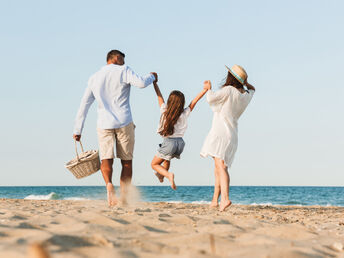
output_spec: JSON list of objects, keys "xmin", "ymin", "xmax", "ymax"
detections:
[
  {"xmin": 97, "ymin": 128, "xmax": 117, "ymax": 207},
  {"xmin": 100, "ymin": 159, "xmax": 117, "ymax": 207},
  {"xmin": 120, "ymin": 159, "xmax": 132, "ymax": 204}
]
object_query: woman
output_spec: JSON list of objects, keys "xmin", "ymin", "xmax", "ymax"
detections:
[{"xmin": 200, "ymin": 65, "xmax": 255, "ymax": 211}]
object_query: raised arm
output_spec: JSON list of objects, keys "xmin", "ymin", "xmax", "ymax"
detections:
[
  {"xmin": 124, "ymin": 66, "xmax": 156, "ymax": 88},
  {"xmin": 73, "ymin": 86, "xmax": 95, "ymax": 140},
  {"xmin": 153, "ymin": 82, "xmax": 164, "ymax": 107},
  {"xmin": 245, "ymin": 81, "xmax": 256, "ymax": 91},
  {"xmin": 188, "ymin": 80, "xmax": 211, "ymax": 111}
]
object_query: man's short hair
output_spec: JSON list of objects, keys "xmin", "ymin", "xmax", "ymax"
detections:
[{"xmin": 107, "ymin": 50, "xmax": 125, "ymax": 61}]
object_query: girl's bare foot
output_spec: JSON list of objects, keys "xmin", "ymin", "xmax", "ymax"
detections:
[
  {"xmin": 106, "ymin": 183, "xmax": 118, "ymax": 207},
  {"xmin": 210, "ymin": 202, "xmax": 219, "ymax": 208},
  {"xmin": 154, "ymin": 172, "xmax": 164, "ymax": 183},
  {"xmin": 168, "ymin": 173, "xmax": 177, "ymax": 190},
  {"xmin": 219, "ymin": 200, "xmax": 232, "ymax": 212}
]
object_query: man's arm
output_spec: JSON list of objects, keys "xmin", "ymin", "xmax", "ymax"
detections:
[
  {"xmin": 73, "ymin": 87, "xmax": 95, "ymax": 141},
  {"xmin": 125, "ymin": 66, "xmax": 156, "ymax": 88},
  {"xmin": 153, "ymin": 82, "xmax": 164, "ymax": 107}
]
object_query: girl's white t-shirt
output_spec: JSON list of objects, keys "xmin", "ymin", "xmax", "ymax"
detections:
[{"xmin": 157, "ymin": 103, "xmax": 191, "ymax": 138}]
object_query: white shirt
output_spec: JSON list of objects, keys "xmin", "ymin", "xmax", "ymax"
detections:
[
  {"xmin": 157, "ymin": 103, "xmax": 191, "ymax": 138},
  {"xmin": 200, "ymin": 86, "xmax": 254, "ymax": 167},
  {"xmin": 73, "ymin": 64, "xmax": 155, "ymax": 135}
]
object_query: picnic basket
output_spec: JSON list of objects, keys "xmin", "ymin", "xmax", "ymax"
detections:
[{"xmin": 65, "ymin": 140, "xmax": 100, "ymax": 179}]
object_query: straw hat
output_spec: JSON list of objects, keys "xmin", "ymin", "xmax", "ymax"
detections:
[{"xmin": 225, "ymin": 65, "xmax": 247, "ymax": 85}]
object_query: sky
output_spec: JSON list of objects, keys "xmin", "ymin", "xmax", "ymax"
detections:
[{"xmin": 0, "ymin": 0, "xmax": 343, "ymax": 186}]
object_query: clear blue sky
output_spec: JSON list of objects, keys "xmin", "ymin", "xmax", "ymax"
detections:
[{"xmin": 0, "ymin": 0, "xmax": 343, "ymax": 186}]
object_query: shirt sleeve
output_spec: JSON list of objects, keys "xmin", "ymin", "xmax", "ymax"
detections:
[
  {"xmin": 73, "ymin": 86, "xmax": 95, "ymax": 135},
  {"xmin": 183, "ymin": 107, "xmax": 191, "ymax": 117},
  {"xmin": 124, "ymin": 66, "xmax": 155, "ymax": 88},
  {"xmin": 160, "ymin": 103, "xmax": 167, "ymax": 114},
  {"xmin": 206, "ymin": 87, "xmax": 229, "ymax": 105}
]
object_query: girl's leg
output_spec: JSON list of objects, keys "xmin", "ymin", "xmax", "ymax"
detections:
[
  {"xmin": 210, "ymin": 158, "xmax": 221, "ymax": 207},
  {"xmin": 151, "ymin": 156, "xmax": 176, "ymax": 190},
  {"xmin": 214, "ymin": 157, "xmax": 232, "ymax": 211},
  {"xmin": 154, "ymin": 160, "xmax": 170, "ymax": 183}
]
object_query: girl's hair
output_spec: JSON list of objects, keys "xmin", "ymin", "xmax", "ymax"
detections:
[
  {"xmin": 222, "ymin": 72, "xmax": 244, "ymax": 89},
  {"xmin": 159, "ymin": 90, "xmax": 185, "ymax": 137}
]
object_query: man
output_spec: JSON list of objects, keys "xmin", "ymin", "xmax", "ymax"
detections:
[{"xmin": 73, "ymin": 49, "xmax": 157, "ymax": 206}]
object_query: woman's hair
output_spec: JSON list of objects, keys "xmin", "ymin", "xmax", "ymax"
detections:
[
  {"xmin": 159, "ymin": 90, "xmax": 185, "ymax": 137},
  {"xmin": 222, "ymin": 72, "xmax": 244, "ymax": 89}
]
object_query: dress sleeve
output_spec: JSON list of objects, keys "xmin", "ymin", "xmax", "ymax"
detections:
[{"xmin": 206, "ymin": 87, "xmax": 229, "ymax": 105}]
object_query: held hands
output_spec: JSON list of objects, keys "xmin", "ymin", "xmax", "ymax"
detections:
[
  {"xmin": 73, "ymin": 134, "xmax": 81, "ymax": 141},
  {"xmin": 151, "ymin": 72, "xmax": 158, "ymax": 83},
  {"xmin": 203, "ymin": 80, "xmax": 212, "ymax": 91}
]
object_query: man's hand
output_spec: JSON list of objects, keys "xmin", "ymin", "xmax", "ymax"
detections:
[
  {"xmin": 73, "ymin": 134, "xmax": 81, "ymax": 141},
  {"xmin": 151, "ymin": 72, "xmax": 158, "ymax": 83},
  {"xmin": 203, "ymin": 80, "xmax": 212, "ymax": 91}
]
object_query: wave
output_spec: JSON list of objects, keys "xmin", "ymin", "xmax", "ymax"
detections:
[{"xmin": 24, "ymin": 192, "xmax": 60, "ymax": 200}]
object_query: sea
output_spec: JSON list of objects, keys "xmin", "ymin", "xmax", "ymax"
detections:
[{"xmin": 0, "ymin": 186, "xmax": 343, "ymax": 207}]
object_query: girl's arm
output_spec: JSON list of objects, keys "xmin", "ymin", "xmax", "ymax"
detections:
[
  {"xmin": 153, "ymin": 82, "xmax": 164, "ymax": 107},
  {"xmin": 188, "ymin": 80, "xmax": 211, "ymax": 111}
]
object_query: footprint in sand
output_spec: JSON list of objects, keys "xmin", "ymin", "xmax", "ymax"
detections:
[
  {"xmin": 158, "ymin": 213, "xmax": 172, "ymax": 218},
  {"xmin": 134, "ymin": 208, "xmax": 152, "ymax": 213},
  {"xmin": 213, "ymin": 219, "xmax": 230, "ymax": 225},
  {"xmin": 143, "ymin": 225, "xmax": 168, "ymax": 233}
]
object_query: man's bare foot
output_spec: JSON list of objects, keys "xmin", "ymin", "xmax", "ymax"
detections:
[
  {"xmin": 154, "ymin": 172, "xmax": 164, "ymax": 183},
  {"xmin": 168, "ymin": 173, "xmax": 177, "ymax": 190},
  {"xmin": 106, "ymin": 183, "xmax": 118, "ymax": 207},
  {"xmin": 219, "ymin": 200, "xmax": 232, "ymax": 212},
  {"xmin": 210, "ymin": 202, "xmax": 219, "ymax": 208}
]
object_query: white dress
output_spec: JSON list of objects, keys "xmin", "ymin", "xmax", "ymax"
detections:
[{"xmin": 200, "ymin": 86, "xmax": 255, "ymax": 167}]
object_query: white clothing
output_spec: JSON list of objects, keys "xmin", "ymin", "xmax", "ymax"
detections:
[
  {"xmin": 73, "ymin": 64, "xmax": 155, "ymax": 135},
  {"xmin": 200, "ymin": 86, "xmax": 254, "ymax": 167},
  {"xmin": 157, "ymin": 103, "xmax": 191, "ymax": 138}
]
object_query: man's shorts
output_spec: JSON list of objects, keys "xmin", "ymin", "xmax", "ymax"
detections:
[
  {"xmin": 97, "ymin": 122, "xmax": 135, "ymax": 161},
  {"xmin": 156, "ymin": 137, "xmax": 185, "ymax": 161}
]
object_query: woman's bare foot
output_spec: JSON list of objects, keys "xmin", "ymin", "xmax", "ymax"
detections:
[
  {"xmin": 154, "ymin": 172, "xmax": 164, "ymax": 183},
  {"xmin": 106, "ymin": 183, "xmax": 118, "ymax": 207},
  {"xmin": 168, "ymin": 172, "xmax": 177, "ymax": 190},
  {"xmin": 210, "ymin": 201, "xmax": 219, "ymax": 208},
  {"xmin": 219, "ymin": 200, "xmax": 232, "ymax": 212}
]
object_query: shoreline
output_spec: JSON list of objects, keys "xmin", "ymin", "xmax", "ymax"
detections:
[{"xmin": 0, "ymin": 199, "xmax": 343, "ymax": 257}]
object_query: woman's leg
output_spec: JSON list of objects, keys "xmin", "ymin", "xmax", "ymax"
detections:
[
  {"xmin": 210, "ymin": 159, "xmax": 221, "ymax": 207},
  {"xmin": 151, "ymin": 156, "xmax": 176, "ymax": 190},
  {"xmin": 214, "ymin": 157, "xmax": 232, "ymax": 211}
]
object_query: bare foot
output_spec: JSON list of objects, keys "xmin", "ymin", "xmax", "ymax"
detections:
[
  {"xmin": 219, "ymin": 200, "xmax": 232, "ymax": 212},
  {"xmin": 154, "ymin": 172, "xmax": 164, "ymax": 183},
  {"xmin": 106, "ymin": 183, "xmax": 118, "ymax": 207},
  {"xmin": 168, "ymin": 173, "xmax": 177, "ymax": 190},
  {"xmin": 210, "ymin": 202, "xmax": 219, "ymax": 208}
]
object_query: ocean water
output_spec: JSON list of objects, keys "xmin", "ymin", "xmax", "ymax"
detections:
[{"xmin": 0, "ymin": 186, "xmax": 343, "ymax": 207}]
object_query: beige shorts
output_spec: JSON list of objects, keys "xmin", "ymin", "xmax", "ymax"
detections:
[{"xmin": 97, "ymin": 122, "xmax": 135, "ymax": 161}]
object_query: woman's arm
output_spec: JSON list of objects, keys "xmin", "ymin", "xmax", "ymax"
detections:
[
  {"xmin": 153, "ymin": 82, "xmax": 164, "ymax": 107},
  {"xmin": 245, "ymin": 81, "xmax": 256, "ymax": 91},
  {"xmin": 188, "ymin": 80, "xmax": 211, "ymax": 111}
]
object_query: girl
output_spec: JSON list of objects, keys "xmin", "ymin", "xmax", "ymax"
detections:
[
  {"xmin": 200, "ymin": 65, "xmax": 255, "ymax": 211},
  {"xmin": 151, "ymin": 81, "xmax": 210, "ymax": 190}
]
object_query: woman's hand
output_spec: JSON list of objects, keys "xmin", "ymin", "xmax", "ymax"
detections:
[{"xmin": 203, "ymin": 80, "xmax": 212, "ymax": 91}]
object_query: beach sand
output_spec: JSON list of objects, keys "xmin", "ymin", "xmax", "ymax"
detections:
[{"xmin": 0, "ymin": 199, "xmax": 343, "ymax": 258}]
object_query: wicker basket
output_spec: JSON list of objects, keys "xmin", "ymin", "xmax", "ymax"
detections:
[{"xmin": 65, "ymin": 140, "xmax": 100, "ymax": 179}]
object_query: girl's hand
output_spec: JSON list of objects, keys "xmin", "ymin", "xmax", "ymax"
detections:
[{"xmin": 203, "ymin": 80, "xmax": 212, "ymax": 91}]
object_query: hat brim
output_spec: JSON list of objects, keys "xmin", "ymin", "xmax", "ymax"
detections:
[{"xmin": 225, "ymin": 65, "xmax": 245, "ymax": 85}]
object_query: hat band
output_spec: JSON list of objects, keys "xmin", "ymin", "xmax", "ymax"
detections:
[{"xmin": 229, "ymin": 68, "xmax": 245, "ymax": 84}]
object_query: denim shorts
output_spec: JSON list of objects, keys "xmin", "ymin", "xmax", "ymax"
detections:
[{"xmin": 156, "ymin": 137, "xmax": 185, "ymax": 161}]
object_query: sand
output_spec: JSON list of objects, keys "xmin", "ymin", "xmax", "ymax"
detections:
[{"xmin": 0, "ymin": 199, "xmax": 343, "ymax": 258}]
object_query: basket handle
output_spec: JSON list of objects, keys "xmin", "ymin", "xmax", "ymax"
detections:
[{"xmin": 74, "ymin": 140, "xmax": 85, "ymax": 161}]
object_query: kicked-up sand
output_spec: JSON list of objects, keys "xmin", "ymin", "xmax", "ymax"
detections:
[{"xmin": 0, "ymin": 199, "xmax": 343, "ymax": 258}]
